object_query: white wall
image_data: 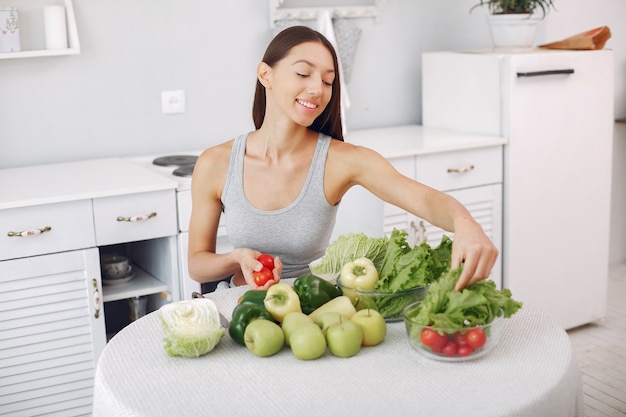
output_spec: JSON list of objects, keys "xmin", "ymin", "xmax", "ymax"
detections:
[{"xmin": 1, "ymin": 0, "xmax": 624, "ymax": 262}]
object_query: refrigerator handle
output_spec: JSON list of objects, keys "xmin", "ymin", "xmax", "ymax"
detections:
[{"xmin": 516, "ymin": 69, "xmax": 575, "ymax": 77}]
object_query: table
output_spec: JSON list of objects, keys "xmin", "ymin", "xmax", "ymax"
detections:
[{"xmin": 93, "ymin": 282, "xmax": 584, "ymax": 417}]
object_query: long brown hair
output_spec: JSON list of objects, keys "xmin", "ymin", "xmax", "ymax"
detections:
[{"xmin": 252, "ymin": 26, "xmax": 344, "ymax": 141}]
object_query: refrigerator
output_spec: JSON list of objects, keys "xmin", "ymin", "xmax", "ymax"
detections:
[{"xmin": 422, "ymin": 49, "xmax": 614, "ymax": 330}]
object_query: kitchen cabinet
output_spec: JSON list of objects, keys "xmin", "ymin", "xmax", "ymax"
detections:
[
  {"xmin": 0, "ymin": 249, "xmax": 105, "ymax": 416},
  {"xmin": 0, "ymin": 0, "xmax": 80, "ymax": 59},
  {"xmin": 422, "ymin": 49, "xmax": 614, "ymax": 330},
  {"xmin": 336, "ymin": 125, "xmax": 506, "ymax": 288},
  {"xmin": 0, "ymin": 158, "xmax": 178, "ymax": 414}
]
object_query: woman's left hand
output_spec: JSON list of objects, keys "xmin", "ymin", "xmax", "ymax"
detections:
[{"xmin": 450, "ymin": 223, "xmax": 499, "ymax": 291}]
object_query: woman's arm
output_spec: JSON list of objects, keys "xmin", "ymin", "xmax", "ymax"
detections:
[
  {"xmin": 187, "ymin": 143, "xmax": 280, "ymax": 289},
  {"xmin": 327, "ymin": 142, "xmax": 499, "ymax": 290}
]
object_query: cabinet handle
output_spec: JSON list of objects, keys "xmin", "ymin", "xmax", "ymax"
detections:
[
  {"xmin": 410, "ymin": 220, "xmax": 428, "ymax": 245},
  {"xmin": 116, "ymin": 212, "xmax": 157, "ymax": 222},
  {"xmin": 7, "ymin": 225, "xmax": 52, "ymax": 237},
  {"xmin": 447, "ymin": 165, "xmax": 474, "ymax": 174},
  {"xmin": 516, "ymin": 69, "xmax": 574, "ymax": 77},
  {"xmin": 92, "ymin": 278, "xmax": 101, "ymax": 319}
]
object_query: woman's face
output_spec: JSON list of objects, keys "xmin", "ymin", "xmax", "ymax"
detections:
[{"xmin": 264, "ymin": 41, "xmax": 335, "ymax": 127}]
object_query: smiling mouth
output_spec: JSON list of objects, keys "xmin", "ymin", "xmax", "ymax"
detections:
[{"xmin": 296, "ymin": 99, "xmax": 317, "ymax": 109}]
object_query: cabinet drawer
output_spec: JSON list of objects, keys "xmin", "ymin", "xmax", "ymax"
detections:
[
  {"xmin": 416, "ymin": 146, "xmax": 502, "ymax": 191},
  {"xmin": 0, "ymin": 200, "xmax": 95, "ymax": 261},
  {"xmin": 93, "ymin": 190, "xmax": 177, "ymax": 246}
]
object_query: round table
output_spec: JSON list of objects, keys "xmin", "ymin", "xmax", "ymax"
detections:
[{"xmin": 93, "ymin": 282, "xmax": 584, "ymax": 417}]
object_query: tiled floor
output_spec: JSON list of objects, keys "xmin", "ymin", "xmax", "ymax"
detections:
[{"xmin": 566, "ymin": 263, "xmax": 626, "ymax": 417}]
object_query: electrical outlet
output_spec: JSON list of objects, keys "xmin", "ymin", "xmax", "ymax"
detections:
[{"xmin": 161, "ymin": 90, "xmax": 186, "ymax": 114}]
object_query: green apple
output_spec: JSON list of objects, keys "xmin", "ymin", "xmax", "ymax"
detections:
[
  {"xmin": 289, "ymin": 323, "xmax": 327, "ymax": 360},
  {"xmin": 326, "ymin": 319, "xmax": 362, "ymax": 358},
  {"xmin": 351, "ymin": 308, "xmax": 387, "ymax": 346},
  {"xmin": 244, "ymin": 319, "xmax": 284, "ymax": 357},
  {"xmin": 314, "ymin": 311, "xmax": 348, "ymax": 334},
  {"xmin": 282, "ymin": 311, "xmax": 315, "ymax": 346}
]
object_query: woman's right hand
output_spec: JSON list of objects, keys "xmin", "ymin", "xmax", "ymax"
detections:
[{"xmin": 233, "ymin": 248, "xmax": 282, "ymax": 289}]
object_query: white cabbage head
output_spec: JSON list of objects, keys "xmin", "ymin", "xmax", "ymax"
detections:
[{"xmin": 158, "ymin": 298, "xmax": 225, "ymax": 357}]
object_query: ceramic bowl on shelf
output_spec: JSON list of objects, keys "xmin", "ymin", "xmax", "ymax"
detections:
[
  {"xmin": 101, "ymin": 255, "xmax": 132, "ymax": 279},
  {"xmin": 403, "ymin": 301, "xmax": 504, "ymax": 362},
  {"xmin": 101, "ymin": 254, "xmax": 135, "ymax": 285},
  {"xmin": 336, "ymin": 277, "xmax": 427, "ymax": 322}
]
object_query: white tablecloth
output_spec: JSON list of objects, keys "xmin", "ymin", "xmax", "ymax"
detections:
[{"xmin": 93, "ymin": 282, "xmax": 584, "ymax": 417}]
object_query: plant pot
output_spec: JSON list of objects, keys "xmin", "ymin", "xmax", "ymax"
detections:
[{"xmin": 487, "ymin": 13, "xmax": 541, "ymax": 48}]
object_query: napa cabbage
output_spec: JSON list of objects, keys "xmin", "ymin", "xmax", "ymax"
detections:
[{"xmin": 309, "ymin": 233, "xmax": 389, "ymax": 278}]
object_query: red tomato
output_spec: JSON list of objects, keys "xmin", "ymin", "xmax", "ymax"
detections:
[
  {"xmin": 457, "ymin": 345, "xmax": 474, "ymax": 357},
  {"xmin": 442, "ymin": 341, "xmax": 458, "ymax": 356},
  {"xmin": 466, "ymin": 328, "xmax": 487, "ymax": 349},
  {"xmin": 253, "ymin": 267, "xmax": 273, "ymax": 286},
  {"xmin": 452, "ymin": 332, "xmax": 468, "ymax": 346},
  {"xmin": 420, "ymin": 328, "xmax": 448, "ymax": 350},
  {"xmin": 257, "ymin": 254, "xmax": 275, "ymax": 270}
]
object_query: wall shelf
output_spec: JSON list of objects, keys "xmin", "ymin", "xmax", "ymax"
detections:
[{"xmin": 0, "ymin": 0, "xmax": 79, "ymax": 60}]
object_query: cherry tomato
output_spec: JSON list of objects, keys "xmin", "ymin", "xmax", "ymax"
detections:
[
  {"xmin": 466, "ymin": 328, "xmax": 487, "ymax": 349},
  {"xmin": 457, "ymin": 345, "xmax": 474, "ymax": 357},
  {"xmin": 420, "ymin": 328, "xmax": 448, "ymax": 350},
  {"xmin": 442, "ymin": 340, "xmax": 458, "ymax": 356},
  {"xmin": 452, "ymin": 332, "xmax": 468, "ymax": 346},
  {"xmin": 257, "ymin": 254, "xmax": 275, "ymax": 270},
  {"xmin": 253, "ymin": 267, "xmax": 273, "ymax": 286}
]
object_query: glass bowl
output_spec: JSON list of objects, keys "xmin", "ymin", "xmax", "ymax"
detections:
[
  {"xmin": 403, "ymin": 301, "xmax": 504, "ymax": 361},
  {"xmin": 336, "ymin": 277, "xmax": 427, "ymax": 322}
]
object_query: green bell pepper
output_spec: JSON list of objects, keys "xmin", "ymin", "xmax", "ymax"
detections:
[
  {"xmin": 238, "ymin": 289, "xmax": 268, "ymax": 307},
  {"xmin": 293, "ymin": 274, "xmax": 342, "ymax": 315},
  {"xmin": 228, "ymin": 303, "xmax": 273, "ymax": 346}
]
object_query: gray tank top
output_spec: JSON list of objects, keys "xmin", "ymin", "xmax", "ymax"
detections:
[{"xmin": 222, "ymin": 132, "xmax": 338, "ymax": 278}]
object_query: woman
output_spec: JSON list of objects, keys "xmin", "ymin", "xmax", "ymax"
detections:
[{"xmin": 188, "ymin": 26, "xmax": 498, "ymax": 292}]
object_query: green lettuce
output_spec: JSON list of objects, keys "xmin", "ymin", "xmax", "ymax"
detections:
[
  {"xmin": 159, "ymin": 298, "xmax": 225, "ymax": 357},
  {"xmin": 409, "ymin": 266, "xmax": 523, "ymax": 329},
  {"xmin": 310, "ymin": 233, "xmax": 388, "ymax": 276},
  {"xmin": 376, "ymin": 229, "xmax": 453, "ymax": 292}
]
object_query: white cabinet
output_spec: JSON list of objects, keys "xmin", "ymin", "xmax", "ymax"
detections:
[
  {"xmin": 0, "ymin": 199, "xmax": 95, "ymax": 261},
  {"xmin": 0, "ymin": 158, "xmax": 179, "ymax": 414},
  {"xmin": 423, "ymin": 49, "xmax": 614, "ymax": 329},
  {"xmin": 0, "ymin": 248, "xmax": 105, "ymax": 416},
  {"xmin": 337, "ymin": 125, "xmax": 505, "ymax": 288}
]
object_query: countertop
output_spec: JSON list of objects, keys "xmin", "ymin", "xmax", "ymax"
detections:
[
  {"xmin": 0, "ymin": 125, "xmax": 506, "ymax": 210},
  {"xmin": 346, "ymin": 125, "xmax": 506, "ymax": 159},
  {"xmin": 0, "ymin": 157, "xmax": 178, "ymax": 210}
]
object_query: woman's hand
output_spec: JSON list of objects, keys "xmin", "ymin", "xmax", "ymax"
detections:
[
  {"xmin": 450, "ymin": 221, "xmax": 499, "ymax": 291},
  {"xmin": 234, "ymin": 249, "xmax": 282, "ymax": 289}
]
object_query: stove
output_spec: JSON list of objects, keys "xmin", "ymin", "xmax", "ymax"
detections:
[
  {"xmin": 172, "ymin": 164, "xmax": 195, "ymax": 178},
  {"xmin": 125, "ymin": 152, "xmax": 200, "ymax": 191}
]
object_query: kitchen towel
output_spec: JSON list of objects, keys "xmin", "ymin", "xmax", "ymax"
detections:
[
  {"xmin": 44, "ymin": 5, "xmax": 68, "ymax": 49},
  {"xmin": 317, "ymin": 10, "xmax": 350, "ymax": 135}
]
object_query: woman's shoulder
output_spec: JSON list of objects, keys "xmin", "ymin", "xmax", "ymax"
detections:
[
  {"xmin": 328, "ymin": 135, "xmax": 380, "ymax": 158},
  {"xmin": 195, "ymin": 138, "xmax": 236, "ymax": 173}
]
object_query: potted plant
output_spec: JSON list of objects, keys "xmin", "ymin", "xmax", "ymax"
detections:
[{"xmin": 471, "ymin": 0, "xmax": 557, "ymax": 48}]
